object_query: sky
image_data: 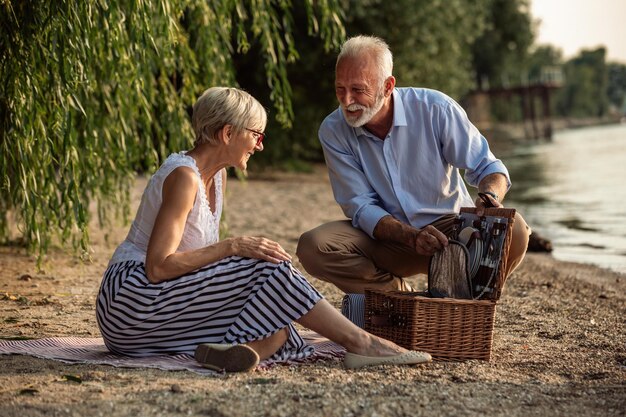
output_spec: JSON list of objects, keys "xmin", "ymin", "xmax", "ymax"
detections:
[{"xmin": 530, "ymin": 0, "xmax": 626, "ymax": 63}]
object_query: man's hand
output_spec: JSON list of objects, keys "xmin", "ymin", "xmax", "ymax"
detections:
[
  {"xmin": 373, "ymin": 215, "xmax": 448, "ymax": 256},
  {"xmin": 474, "ymin": 192, "xmax": 503, "ymax": 216},
  {"xmin": 476, "ymin": 173, "xmax": 508, "ymax": 216},
  {"xmin": 413, "ymin": 225, "xmax": 449, "ymax": 256}
]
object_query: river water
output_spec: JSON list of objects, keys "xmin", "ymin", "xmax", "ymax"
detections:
[{"xmin": 492, "ymin": 123, "xmax": 626, "ymax": 274}]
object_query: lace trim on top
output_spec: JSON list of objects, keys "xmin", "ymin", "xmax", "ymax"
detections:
[
  {"xmin": 178, "ymin": 152, "xmax": 223, "ymax": 222},
  {"xmin": 108, "ymin": 152, "xmax": 223, "ymax": 264}
]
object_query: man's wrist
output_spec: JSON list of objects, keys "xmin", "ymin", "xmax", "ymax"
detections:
[{"xmin": 481, "ymin": 191, "xmax": 499, "ymax": 201}]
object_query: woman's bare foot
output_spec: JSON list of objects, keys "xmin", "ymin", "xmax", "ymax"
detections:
[
  {"xmin": 294, "ymin": 300, "xmax": 410, "ymax": 358},
  {"xmin": 348, "ymin": 332, "xmax": 408, "ymax": 357}
]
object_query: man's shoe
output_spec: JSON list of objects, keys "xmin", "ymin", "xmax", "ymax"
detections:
[
  {"xmin": 344, "ymin": 350, "xmax": 432, "ymax": 369},
  {"xmin": 194, "ymin": 343, "xmax": 259, "ymax": 372}
]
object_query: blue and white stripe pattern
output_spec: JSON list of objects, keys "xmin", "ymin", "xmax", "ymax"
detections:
[
  {"xmin": 96, "ymin": 256, "xmax": 322, "ymax": 361},
  {"xmin": 340, "ymin": 293, "xmax": 366, "ymax": 328}
]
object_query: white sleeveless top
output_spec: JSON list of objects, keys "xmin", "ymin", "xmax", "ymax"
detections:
[{"xmin": 109, "ymin": 152, "xmax": 223, "ymax": 265}]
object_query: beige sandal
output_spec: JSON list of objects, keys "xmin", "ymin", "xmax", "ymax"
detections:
[{"xmin": 344, "ymin": 350, "xmax": 432, "ymax": 369}]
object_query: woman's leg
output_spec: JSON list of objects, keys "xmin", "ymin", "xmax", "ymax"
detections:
[
  {"xmin": 245, "ymin": 328, "xmax": 289, "ymax": 361},
  {"xmin": 296, "ymin": 299, "xmax": 406, "ymax": 357}
]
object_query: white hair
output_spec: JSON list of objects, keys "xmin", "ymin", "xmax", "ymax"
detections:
[
  {"xmin": 336, "ymin": 35, "xmax": 393, "ymax": 86},
  {"xmin": 192, "ymin": 87, "xmax": 267, "ymax": 146}
]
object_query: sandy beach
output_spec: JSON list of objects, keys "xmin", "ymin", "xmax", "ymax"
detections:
[{"xmin": 1, "ymin": 165, "xmax": 624, "ymax": 417}]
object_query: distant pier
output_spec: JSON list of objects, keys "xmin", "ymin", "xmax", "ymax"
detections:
[{"xmin": 463, "ymin": 68, "xmax": 563, "ymax": 140}]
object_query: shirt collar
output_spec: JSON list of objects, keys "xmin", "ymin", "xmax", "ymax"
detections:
[
  {"xmin": 391, "ymin": 89, "xmax": 407, "ymax": 127},
  {"xmin": 353, "ymin": 89, "xmax": 407, "ymax": 137}
]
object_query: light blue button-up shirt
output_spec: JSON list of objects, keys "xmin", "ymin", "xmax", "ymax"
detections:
[{"xmin": 318, "ymin": 87, "xmax": 510, "ymax": 238}]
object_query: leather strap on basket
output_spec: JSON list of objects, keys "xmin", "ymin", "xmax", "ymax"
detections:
[{"xmin": 459, "ymin": 207, "xmax": 516, "ymax": 300}]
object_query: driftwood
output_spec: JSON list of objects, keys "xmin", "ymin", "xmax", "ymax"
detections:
[{"xmin": 528, "ymin": 231, "xmax": 553, "ymax": 252}]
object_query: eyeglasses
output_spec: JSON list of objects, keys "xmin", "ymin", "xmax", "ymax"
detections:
[{"xmin": 245, "ymin": 127, "xmax": 265, "ymax": 147}]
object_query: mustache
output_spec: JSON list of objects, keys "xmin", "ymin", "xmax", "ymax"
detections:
[{"xmin": 345, "ymin": 104, "xmax": 367, "ymax": 112}]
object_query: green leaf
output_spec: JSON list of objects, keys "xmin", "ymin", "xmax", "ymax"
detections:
[{"xmin": 62, "ymin": 374, "xmax": 83, "ymax": 383}]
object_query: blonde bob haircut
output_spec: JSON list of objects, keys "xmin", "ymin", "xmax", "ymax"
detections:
[
  {"xmin": 336, "ymin": 35, "xmax": 393, "ymax": 87},
  {"xmin": 192, "ymin": 87, "xmax": 267, "ymax": 147}
]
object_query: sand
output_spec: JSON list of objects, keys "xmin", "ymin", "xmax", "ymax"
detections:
[{"xmin": 1, "ymin": 165, "xmax": 624, "ymax": 417}]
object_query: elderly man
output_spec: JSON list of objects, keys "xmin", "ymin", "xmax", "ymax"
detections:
[{"xmin": 296, "ymin": 35, "xmax": 530, "ymax": 294}]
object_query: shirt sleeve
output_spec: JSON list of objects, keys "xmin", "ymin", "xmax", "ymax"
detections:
[
  {"xmin": 439, "ymin": 99, "xmax": 511, "ymax": 190},
  {"xmin": 318, "ymin": 121, "xmax": 390, "ymax": 238}
]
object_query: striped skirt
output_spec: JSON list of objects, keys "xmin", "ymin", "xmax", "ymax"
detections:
[{"xmin": 96, "ymin": 256, "xmax": 323, "ymax": 360}]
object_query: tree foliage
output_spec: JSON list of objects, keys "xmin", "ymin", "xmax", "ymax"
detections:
[
  {"xmin": 0, "ymin": 0, "xmax": 344, "ymax": 261},
  {"xmin": 526, "ymin": 45, "xmax": 563, "ymax": 83},
  {"xmin": 3, "ymin": 0, "xmax": 617, "ymax": 262},
  {"xmin": 607, "ymin": 62, "xmax": 626, "ymax": 114},
  {"xmin": 471, "ymin": 0, "xmax": 535, "ymax": 89},
  {"xmin": 556, "ymin": 48, "xmax": 609, "ymax": 118},
  {"xmin": 345, "ymin": 0, "xmax": 490, "ymax": 98},
  {"xmin": 234, "ymin": 5, "xmax": 342, "ymax": 169},
  {"xmin": 247, "ymin": 0, "xmax": 495, "ymax": 168}
]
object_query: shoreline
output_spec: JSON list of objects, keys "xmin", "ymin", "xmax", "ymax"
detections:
[
  {"xmin": 478, "ymin": 116, "xmax": 623, "ymax": 142},
  {"xmin": 479, "ymin": 122, "xmax": 626, "ymax": 276},
  {"xmin": 518, "ymin": 252, "xmax": 625, "ymax": 296}
]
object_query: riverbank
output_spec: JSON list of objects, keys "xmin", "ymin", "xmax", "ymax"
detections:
[
  {"xmin": 479, "ymin": 116, "xmax": 623, "ymax": 143},
  {"xmin": 1, "ymin": 167, "xmax": 624, "ymax": 417},
  {"xmin": 492, "ymin": 122, "xmax": 626, "ymax": 274}
]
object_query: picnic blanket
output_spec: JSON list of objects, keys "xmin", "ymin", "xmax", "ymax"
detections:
[{"xmin": 0, "ymin": 331, "xmax": 345, "ymax": 375}]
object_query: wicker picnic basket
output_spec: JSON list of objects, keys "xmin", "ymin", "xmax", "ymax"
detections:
[
  {"xmin": 364, "ymin": 207, "xmax": 517, "ymax": 361},
  {"xmin": 364, "ymin": 289, "xmax": 497, "ymax": 361}
]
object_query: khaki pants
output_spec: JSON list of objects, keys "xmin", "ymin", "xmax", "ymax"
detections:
[{"xmin": 296, "ymin": 213, "xmax": 530, "ymax": 294}]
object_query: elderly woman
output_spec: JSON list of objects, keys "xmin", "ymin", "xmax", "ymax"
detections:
[{"xmin": 96, "ymin": 87, "xmax": 430, "ymax": 371}]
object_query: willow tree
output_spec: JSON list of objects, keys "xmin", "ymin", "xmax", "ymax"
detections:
[{"xmin": 0, "ymin": 0, "xmax": 344, "ymax": 262}]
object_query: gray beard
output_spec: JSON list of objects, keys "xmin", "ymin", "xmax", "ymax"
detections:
[{"xmin": 342, "ymin": 93, "xmax": 386, "ymax": 128}]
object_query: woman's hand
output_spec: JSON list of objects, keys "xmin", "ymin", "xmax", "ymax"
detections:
[{"xmin": 228, "ymin": 236, "xmax": 292, "ymax": 264}]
